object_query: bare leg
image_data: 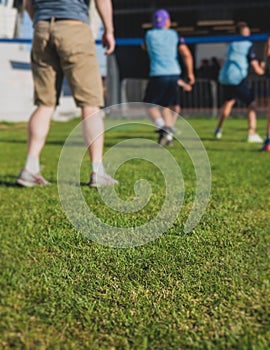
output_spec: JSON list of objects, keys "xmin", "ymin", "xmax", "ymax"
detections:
[
  {"xmin": 81, "ymin": 106, "xmax": 118, "ymax": 185},
  {"xmin": 81, "ymin": 106, "xmax": 104, "ymax": 163},
  {"xmin": 161, "ymin": 107, "xmax": 174, "ymax": 128},
  {"xmin": 154, "ymin": 106, "xmax": 175, "ymax": 146},
  {"xmin": 247, "ymin": 101, "xmax": 257, "ymax": 135},
  {"xmin": 170, "ymin": 105, "xmax": 181, "ymax": 127},
  {"xmin": 27, "ymin": 106, "xmax": 54, "ymax": 156},
  {"xmin": 216, "ymin": 99, "xmax": 235, "ymax": 130},
  {"xmin": 146, "ymin": 106, "xmax": 163, "ymax": 122},
  {"xmin": 18, "ymin": 106, "xmax": 53, "ymax": 180}
]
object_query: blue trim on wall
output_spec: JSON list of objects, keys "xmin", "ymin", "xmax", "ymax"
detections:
[{"xmin": 0, "ymin": 33, "xmax": 268, "ymax": 45}]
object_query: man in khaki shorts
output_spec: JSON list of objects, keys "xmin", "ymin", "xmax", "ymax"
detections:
[{"xmin": 17, "ymin": 0, "xmax": 118, "ymax": 187}]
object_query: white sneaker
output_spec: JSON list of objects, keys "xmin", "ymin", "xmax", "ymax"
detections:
[
  {"xmin": 247, "ymin": 133, "xmax": 263, "ymax": 143},
  {"xmin": 158, "ymin": 127, "xmax": 174, "ymax": 146},
  {"xmin": 214, "ymin": 128, "xmax": 222, "ymax": 139},
  {"xmin": 89, "ymin": 172, "xmax": 118, "ymax": 188},
  {"xmin": 16, "ymin": 169, "xmax": 50, "ymax": 187}
]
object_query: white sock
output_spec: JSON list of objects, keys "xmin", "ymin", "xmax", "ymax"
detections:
[
  {"xmin": 92, "ymin": 162, "xmax": 105, "ymax": 175},
  {"xmin": 25, "ymin": 155, "xmax": 40, "ymax": 174},
  {"xmin": 154, "ymin": 117, "xmax": 165, "ymax": 129}
]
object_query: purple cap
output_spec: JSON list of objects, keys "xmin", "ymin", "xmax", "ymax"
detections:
[{"xmin": 153, "ymin": 9, "xmax": 170, "ymax": 29}]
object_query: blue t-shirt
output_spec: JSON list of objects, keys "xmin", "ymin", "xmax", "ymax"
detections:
[
  {"xmin": 145, "ymin": 28, "xmax": 183, "ymax": 77},
  {"xmin": 33, "ymin": 0, "xmax": 90, "ymax": 25},
  {"xmin": 219, "ymin": 40, "xmax": 256, "ymax": 85}
]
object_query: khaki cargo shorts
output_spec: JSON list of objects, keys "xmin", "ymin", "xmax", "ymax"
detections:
[{"xmin": 31, "ymin": 19, "xmax": 104, "ymax": 107}]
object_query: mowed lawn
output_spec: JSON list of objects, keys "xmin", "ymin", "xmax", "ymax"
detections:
[{"xmin": 0, "ymin": 117, "xmax": 269, "ymax": 349}]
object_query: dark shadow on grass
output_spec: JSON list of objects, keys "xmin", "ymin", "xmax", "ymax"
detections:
[
  {"xmin": 80, "ymin": 182, "xmax": 90, "ymax": 187},
  {"xmin": 0, "ymin": 180, "xmax": 20, "ymax": 188},
  {"xmin": 210, "ymin": 148, "xmax": 262, "ymax": 153},
  {"xmin": 0, "ymin": 139, "xmax": 92, "ymax": 149},
  {"xmin": 0, "ymin": 175, "xmax": 19, "ymax": 187},
  {"xmin": 0, "ymin": 139, "xmax": 26, "ymax": 144},
  {"xmin": 0, "ymin": 139, "xmax": 67, "ymax": 146},
  {"xmin": 105, "ymin": 130, "xmax": 155, "ymax": 140},
  {"xmin": 0, "ymin": 175, "xmax": 58, "ymax": 188},
  {"xmin": 104, "ymin": 142, "xmax": 161, "ymax": 149},
  {"xmin": 200, "ymin": 137, "xmax": 245, "ymax": 142}
]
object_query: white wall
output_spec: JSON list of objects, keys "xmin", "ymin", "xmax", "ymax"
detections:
[
  {"xmin": 0, "ymin": 5, "xmax": 17, "ymax": 38},
  {"xmin": 0, "ymin": 6, "xmax": 108, "ymax": 122},
  {"xmin": 0, "ymin": 43, "xmax": 80, "ymax": 122}
]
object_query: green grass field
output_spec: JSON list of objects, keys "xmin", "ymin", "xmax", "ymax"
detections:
[{"xmin": 1, "ymin": 117, "xmax": 269, "ymax": 349}]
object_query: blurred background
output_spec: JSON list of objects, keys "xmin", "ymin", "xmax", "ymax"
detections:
[{"xmin": 0, "ymin": 0, "xmax": 269, "ymax": 120}]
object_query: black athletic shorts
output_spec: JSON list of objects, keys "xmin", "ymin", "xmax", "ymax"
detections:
[
  {"xmin": 143, "ymin": 75, "xmax": 180, "ymax": 107},
  {"xmin": 222, "ymin": 79, "xmax": 255, "ymax": 106}
]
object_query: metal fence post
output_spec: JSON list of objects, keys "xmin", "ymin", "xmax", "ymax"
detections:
[
  {"xmin": 121, "ymin": 79, "xmax": 128, "ymax": 104},
  {"xmin": 106, "ymin": 54, "xmax": 120, "ymax": 106},
  {"xmin": 210, "ymin": 80, "xmax": 218, "ymax": 118}
]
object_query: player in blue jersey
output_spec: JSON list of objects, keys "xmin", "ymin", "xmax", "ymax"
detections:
[
  {"xmin": 143, "ymin": 9, "xmax": 195, "ymax": 145},
  {"xmin": 214, "ymin": 22, "xmax": 264, "ymax": 143}
]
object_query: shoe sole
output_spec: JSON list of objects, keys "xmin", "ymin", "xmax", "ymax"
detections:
[
  {"xmin": 166, "ymin": 140, "xmax": 174, "ymax": 147},
  {"xmin": 16, "ymin": 178, "xmax": 37, "ymax": 187},
  {"xmin": 158, "ymin": 136, "xmax": 168, "ymax": 146},
  {"xmin": 158, "ymin": 134, "xmax": 173, "ymax": 146},
  {"xmin": 89, "ymin": 182, "xmax": 100, "ymax": 188},
  {"xmin": 16, "ymin": 178, "xmax": 50, "ymax": 187},
  {"xmin": 89, "ymin": 182, "xmax": 118, "ymax": 188}
]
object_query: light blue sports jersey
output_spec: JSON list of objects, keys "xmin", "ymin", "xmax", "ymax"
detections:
[
  {"xmin": 145, "ymin": 28, "xmax": 182, "ymax": 76},
  {"xmin": 219, "ymin": 41, "xmax": 253, "ymax": 85}
]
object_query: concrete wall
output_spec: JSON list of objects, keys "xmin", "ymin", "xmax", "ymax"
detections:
[
  {"xmin": 0, "ymin": 43, "xmax": 80, "ymax": 122},
  {"xmin": 0, "ymin": 5, "xmax": 107, "ymax": 122},
  {"xmin": 0, "ymin": 4, "xmax": 17, "ymax": 38}
]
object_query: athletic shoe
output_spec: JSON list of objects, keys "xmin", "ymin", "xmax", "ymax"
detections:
[
  {"xmin": 89, "ymin": 172, "xmax": 119, "ymax": 188},
  {"xmin": 166, "ymin": 139, "xmax": 174, "ymax": 147},
  {"xmin": 214, "ymin": 128, "xmax": 222, "ymax": 139},
  {"xmin": 261, "ymin": 138, "xmax": 270, "ymax": 151},
  {"xmin": 247, "ymin": 133, "xmax": 263, "ymax": 143},
  {"xmin": 16, "ymin": 169, "xmax": 50, "ymax": 187},
  {"xmin": 155, "ymin": 127, "xmax": 179, "ymax": 135},
  {"xmin": 157, "ymin": 126, "xmax": 174, "ymax": 146}
]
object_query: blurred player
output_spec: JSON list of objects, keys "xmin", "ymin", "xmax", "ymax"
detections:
[
  {"xmin": 215, "ymin": 22, "xmax": 264, "ymax": 143},
  {"xmin": 143, "ymin": 9, "xmax": 195, "ymax": 146}
]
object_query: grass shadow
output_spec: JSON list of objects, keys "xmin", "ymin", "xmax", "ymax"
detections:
[
  {"xmin": 0, "ymin": 175, "xmax": 19, "ymax": 187},
  {"xmin": 0, "ymin": 139, "xmax": 66, "ymax": 146}
]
